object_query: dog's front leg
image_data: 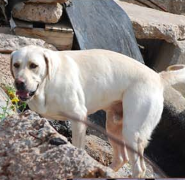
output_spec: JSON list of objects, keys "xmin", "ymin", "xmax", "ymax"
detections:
[{"xmin": 71, "ymin": 119, "xmax": 87, "ymax": 149}]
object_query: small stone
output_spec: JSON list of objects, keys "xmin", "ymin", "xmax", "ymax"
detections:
[{"xmin": 49, "ymin": 137, "xmax": 67, "ymax": 146}]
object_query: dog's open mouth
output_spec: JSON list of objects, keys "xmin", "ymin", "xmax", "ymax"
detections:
[{"xmin": 16, "ymin": 90, "xmax": 36, "ymax": 101}]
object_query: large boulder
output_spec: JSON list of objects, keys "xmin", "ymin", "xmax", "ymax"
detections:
[
  {"xmin": 115, "ymin": 1, "xmax": 185, "ymax": 71},
  {"xmin": 0, "ymin": 111, "xmax": 119, "ymax": 179},
  {"xmin": 115, "ymin": 1, "xmax": 185, "ymax": 44},
  {"xmin": 0, "ymin": 109, "xmax": 160, "ymax": 178},
  {"xmin": 12, "ymin": 3, "xmax": 63, "ymax": 24}
]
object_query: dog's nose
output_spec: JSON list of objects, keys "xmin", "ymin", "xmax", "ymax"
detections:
[{"xmin": 15, "ymin": 78, "xmax": 26, "ymax": 90}]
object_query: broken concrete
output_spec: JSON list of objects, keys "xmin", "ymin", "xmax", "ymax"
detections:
[{"xmin": 12, "ymin": 3, "xmax": 63, "ymax": 23}]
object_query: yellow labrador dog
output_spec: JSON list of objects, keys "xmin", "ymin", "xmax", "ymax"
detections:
[{"xmin": 10, "ymin": 45, "xmax": 185, "ymax": 177}]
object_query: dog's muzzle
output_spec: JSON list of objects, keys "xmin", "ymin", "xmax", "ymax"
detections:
[
  {"xmin": 16, "ymin": 90, "xmax": 36, "ymax": 101},
  {"xmin": 15, "ymin": 82, "xmax": 39, "ymax": 102}
]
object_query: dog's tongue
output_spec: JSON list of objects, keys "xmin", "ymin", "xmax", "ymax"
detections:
[{"xmin": 16, "ymin": 90, "xmax": 29, "ymax": 98}]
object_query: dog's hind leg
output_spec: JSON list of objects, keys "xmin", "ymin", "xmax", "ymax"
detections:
[
  {"xmin": 106, "ymin": 102, "xmax": 129, "ymax": 171},
  {"xmin": 138, "ymin": 138, "xmax": 147, "ymax": 177},
  {"xmin": 122, "ymin": 83, "xmax": 164, "ymax": 177}
]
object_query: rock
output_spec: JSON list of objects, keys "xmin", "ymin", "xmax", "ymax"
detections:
[
  {"xmin": 0, "ymin": 87, "xmax": 13, "ymax": 118},
  {"xmin": 85, "ymin": 135, "xmax": 112, "ymax": 167},
  {"xmin": 0, "ymin": 54, "xmax": 13, "ymax": 86},
  {"xmin": 121, "ymin": 0, "xmax": 185, "ymax": 15},
  {"xmin": 12, "ymin": 3, "xmax": 63, "ymax": 24},
  {"xmin": 0, "ymin": 111, "xmax": 118, "ymax": 179},
  {"xmin": 49, "ymin": 120, "xmax": 72, "ymax": 142},
  {"xmin": 0, "ymin": 33, "xmax": 56, "ymax": 52},
  {"xmin": 115, "ymin": 1, "xmax": 185, "ymax": 44},
  {"xmin": 85, "ymin": 135, "xmax": 159, "ymax": 178}
]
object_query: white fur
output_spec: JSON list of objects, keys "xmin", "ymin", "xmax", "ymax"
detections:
[{"xmin": 11, "ymin": 46, "xmax": 185, "ymax": 177}]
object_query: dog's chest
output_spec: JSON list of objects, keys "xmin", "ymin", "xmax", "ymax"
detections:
[
  {"xmin": 28, "ymin": 95, "xmax": 64, "ymax": 120},
  {"xmin": 28, "ymin": 93, "xmax": 49, "ymax": 115}
]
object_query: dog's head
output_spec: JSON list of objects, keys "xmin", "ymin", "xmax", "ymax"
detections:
[{"xmin": 10, "ymin": 45, "xmax": 51, "ymax": 102}]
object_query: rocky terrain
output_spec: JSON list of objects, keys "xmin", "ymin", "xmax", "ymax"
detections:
[{"xmin": 1, "ymin": 0, "xmax": 185, "ymax": 178}]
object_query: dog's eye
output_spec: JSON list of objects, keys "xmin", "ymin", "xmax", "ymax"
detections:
[
  {"xmin": 14, "ymin": 63, "xmax": 20, "ymax": 69},
  {"xmin": 30, "ymin": 63, "xmax": 38, "ymax": 69}
]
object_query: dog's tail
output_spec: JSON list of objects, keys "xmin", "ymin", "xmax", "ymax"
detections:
[{"xmin": 160, "ymin": 64, "xmax": 185, "ymax": 87}]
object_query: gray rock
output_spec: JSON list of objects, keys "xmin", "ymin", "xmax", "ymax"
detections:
[
  {"xmin": 0, "ymin": 111, "xmax": 118, "ymax": 179},
  {"xmin": 12, "ymin": 3, "xmax": 63, "ymax": 23},
  {"xmin": 0, "ymin": 33, "xmax": 56, "ymax": 52}
]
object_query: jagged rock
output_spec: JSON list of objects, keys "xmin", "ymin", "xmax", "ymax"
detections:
[
  {"xmin": 0, "ymin": 33, "xmax": 56, "ymax": 53},
  {"xmin": 0, "ymin": 111, "xmax": 118, "ymax": 179},
  {"xmin": 12, "ymin": 3, "xmax": 63, "ymax": 23},
  {"xmin": 115, "ymin": 1, "xmax": 185, "ymax": 44}
]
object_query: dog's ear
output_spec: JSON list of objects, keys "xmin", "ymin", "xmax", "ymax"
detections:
[
  {"xmin": 43, "ymin": 51, "xmax": 52, "ymax": 80},
  {"xmin": 10, "ymin": 51, "xmax": 15, "ymax": 79},
  {"xmin": 167, "ymin": 64, "xmax": 185, "ymax": 71}
]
